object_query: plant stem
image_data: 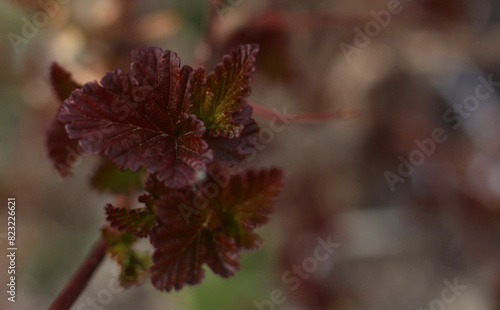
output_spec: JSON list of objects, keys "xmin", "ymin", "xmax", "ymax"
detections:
[
  {"xmin": 49, "ymin": 237, "xmax": 108, "ymax": 310},
  {"xmin": 250, "ymin": 101, "xmax": 362, "ymax": 123}
]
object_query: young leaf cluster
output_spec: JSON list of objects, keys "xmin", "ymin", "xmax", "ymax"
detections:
[{"xmin": 46, "ymin": 44, "xmax": 284, "ymax": 291}]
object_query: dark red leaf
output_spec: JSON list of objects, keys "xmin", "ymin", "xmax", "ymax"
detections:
[
  {"xmin": 150, "ymin": 224, "xmax": 207, "ymax": 291},
  {"xmin": 47, "ymin": 63, "xmax": 82, "ymax": 177},
  {"xmin": 149, "ymin": 167, "xmax": 284, "ymax": 291},
  {"xmin": 58, "ymin": 47, "xmax": 213, "ymax": 189},
  {"xmin": 202, "ymin": 232, "xmax": 241, "ymax": 277},
  {"xmin": 50, "ymin": 62, "xmax": 81, "ymax": 101},
  {"xmin": 150, "ymin": 191, "xmax": 207, "ymax": 291},
  {"xmin": 46, "ymin": 118, "xmax": 81, "ymax": 177},
  {"xmin": 214, "ymin": 167, "xmax": 284, "ymax": 249}
]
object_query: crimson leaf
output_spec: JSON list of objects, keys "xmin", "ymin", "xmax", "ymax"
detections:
[
  {"xmin": 149, "ymin": 167, "xmax": 284, "ymax": 291},
  {"xmin": 50, "ymin": 62, "xmax": 81, "ymax": 101},
  {"xmin": 202, "ymin": 232, "xmax": 241, "ymax": 278},
  {"xmin": 47, "ymin": 63, "xmax": 81, "ymax": 177},
  {"xmin": 150, "ymin": 191, "xmax": 240, "ymax": 291},
  {"xmin": 211, "ymin": 167, "xmax": 284, "ymax": 249},
  {"xmin": 150, "ymin": 191, "xmax": 207, "ymax": 291},
  {"xmin": 188, "ymin": 44, "xmax": 259, "ymax": 138},
  {"xmin": 150, "ymin": 223, "xmax": 208, "ymax": 291},
  {"xmin": 58, "ymin": 47, "xmax": 213, "ymax": 189}
]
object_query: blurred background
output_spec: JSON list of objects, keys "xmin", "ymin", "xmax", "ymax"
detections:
[{"xmin": 2, "ymin": 0, "xmax": 500, "ymax": 309}]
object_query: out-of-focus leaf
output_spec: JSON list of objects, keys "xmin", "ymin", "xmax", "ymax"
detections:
[
  {"xmin": 91, "ymin": 159, "xmax": 146, "ymax": 194},
  {"xmin": 50, "ymin": 62, "xmax": 81, "ymax": 101},
  {"xmin": 102, "ymin": 228, "xmax": 151, "ymax": 287},
  {"xmin": 46, "ymin": 63, "xmax": 81, "ymax": 177}
]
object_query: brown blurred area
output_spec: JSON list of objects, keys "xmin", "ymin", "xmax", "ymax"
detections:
[{"xmin": 2, "ymin": 0, "xmax": 500, "ymax": 309}]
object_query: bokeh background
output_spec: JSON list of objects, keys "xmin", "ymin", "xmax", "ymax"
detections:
[{"xmin": 2, "ymin": 0, "xmax": 500, "ymax": 309}]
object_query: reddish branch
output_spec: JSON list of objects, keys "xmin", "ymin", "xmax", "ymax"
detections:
[
  {"xmin": 253, "ymin": 10, "xmax": 375, "ymax": 31},
  {"xmin": 250, "ymin": 101, "xmax": 362, "ymax": 123},
  {"xmin": 49, "ymin": 238, "xmax": 108, "ymax": 310}
]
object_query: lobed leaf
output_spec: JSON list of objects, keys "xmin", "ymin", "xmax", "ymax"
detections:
[
  {"xmin": 202, "ymin": 232, "xmax": 241, "ymax": 278},
  {"xmin": 150, "ymin": 191, "xmax": 240, "ymax": 291},
  {"xmin": 50, "ymin": 62, "xmax": 81, "ymax": 101},
  {"xmin": 47, "ymin": 45, "xmax": 285, "ymax": 294},
  {"xmin": 149, "ymin": 167, "xmax": 284, "ymax": 291},
  {"xmin": 214, "ymin": 167, "xmax": 284, "ymax": 249},
  {"xmin": 150, "ymin": 224, "xmax": 208, "ymax": 291},
  {"xmin": 188, "ymin": 44, "xmax": 259, "ymax": 138},
  {"xmin": 58, "ymin": 47, "xmax": 213, "ymax": 189},
  {"xmin": 46, "ymin": 63, "xmax": 82, "ymax": 177}
]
